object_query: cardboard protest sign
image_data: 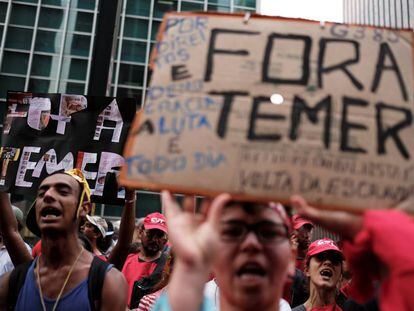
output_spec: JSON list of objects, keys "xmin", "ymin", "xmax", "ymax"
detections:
[
  {"xmin": 120, "ymin": 12, "xmax": 414, "ymax": 213},
  {"xmin": 2, "ymin": 91, "xmax": 136, "ymax": 205}
]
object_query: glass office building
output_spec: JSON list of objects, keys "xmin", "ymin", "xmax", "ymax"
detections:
[
  {"xmin": 343, "ymin": 0, "xmax": 414, "ymax": 29},
  {"xmin": 0, "ymin": 0, "xmax": 258, "ymax": 220}
]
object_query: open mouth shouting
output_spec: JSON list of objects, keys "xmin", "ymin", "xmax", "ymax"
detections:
[
  {"xmin": 40, "ymin": 206, "xmax": 62, "ymax": 220},
  {"xmin": 319, "ymin": 268, "xmax": 334, "ymax": 280},
  {"xmin": 236, "ymin": 262, "xmax": 267, "ymax": 284}
]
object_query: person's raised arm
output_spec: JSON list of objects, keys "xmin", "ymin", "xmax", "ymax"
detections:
[
  {"xmin": 162, "ymin": 191, "xmax": 231, "ymax": 311},
  {"xmin": 0, "ymin": 192, "xmax": 32, "ymax": 265},
  {"xmin": 290, "ymin": 195, "xmax": 363, "ymax": 240},
  {"xmin": 107, "ymin": 188, "xmax": 136, "ymax": 270}
]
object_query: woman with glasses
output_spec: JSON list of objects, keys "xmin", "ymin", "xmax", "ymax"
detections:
[
  {"xmin": 292, "ymin": 239, "xmax": 344, "ymax": 311},
  {"xmin": 153, "ymin": 191, "xmax": 294, "ymax": 311}
]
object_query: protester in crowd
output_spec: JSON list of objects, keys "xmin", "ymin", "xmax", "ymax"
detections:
[
  {"xmin": 122, "ymin": 212, "xmax": 169, "ymax": 308},
  {"xmin": 130, "ymin": 252, "xmax": 174, "ymax": 311},
  {"xmin": 336, "ymin": 259, "xmax": 379, "ymax": 311},
  {"xmin": 128, "ymin": 218, "xmax": 145, "ymax": 254},
  {"xmin": 291, "ymin": 214, "xmax": 314, "ymax": 271},
  {"xmin": 0, "ymin": 204, "xmax": 31, "ymax": 277},
  {"xmin": 204, "ymin": 277, "xmax": 292, "ymax": 311},
  {"xmin": 0, "ymin": 193, "xmax": 32, "ymax": 268},
  {"xmin": 290, "ymin": 195, "xmax": 414, "ymax": 311},
  {"xmin": 283, "ymin": 214, "xmax": 314, "ymax": 307},
  {"xmin": 0, "ymin": 172, "xmax": 136, "ymax": 271},
  {"xmin": 292, "ymin": 238, "xmax": 344, "ymax": 311},
  {"xmin": 0, "ymin": 169, "xmax": 127, "ymax": 310},
  {"xmin": 102, "ymin": 220, "xmax": 117, "ymax": 255},
  {"xmin": 81, "ymin": 215, "xmax": 109, "ymax": 260},
  {"xmin": 153, "ymin": 191, "xmax": 294, "ymax": 311},
  {"xmin": 285, "ymin": 265, "xmax": 309, "ymax": 308}
]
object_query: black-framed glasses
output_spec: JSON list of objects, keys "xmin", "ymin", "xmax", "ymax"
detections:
[{"xmin": 219, "ymin": 220, "xmax": 289, "ymax": 244}]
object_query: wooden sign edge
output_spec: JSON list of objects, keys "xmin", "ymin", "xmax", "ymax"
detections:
[{"xmin": 149, "ymin": 11, "xmax": 414, "ymax": 70}]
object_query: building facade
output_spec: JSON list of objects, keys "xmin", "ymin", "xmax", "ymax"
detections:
[
  {"xmin": 343, "ymin": 0, "xmax": 414, "ymax": 29},
  {"xmin": 0, "ymin": 0, "xmax": 258, "ymax": 220}
]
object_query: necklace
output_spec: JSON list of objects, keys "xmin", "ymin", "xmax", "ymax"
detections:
[{"xmin": 36, "ymin": 247, "xmax": 84, "ymax": 311}]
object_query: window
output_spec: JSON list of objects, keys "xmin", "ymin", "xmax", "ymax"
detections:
[
  {"xmin": 5, "ymin": 27, "xmax": 33, "ymax": 50},
  {"xmin": 101, "ymin": 204, "xmax": 123, "ymax": 217},
  {"xmin": 0, "ymin": 2, "xmax": 8, "ymax": 23},
  {"xmin": 1, "ymin": 51, "xmax": 29, "ymax": 75},
  {"xmin": 154, "ymin": 0, "xmax": 178, "ymax": 19},
  {"xmin": 208, "ymin": 0, "xmax": 230, "ymax": 5},
  {"xmin": 42, "ymin": 0, "xmax": 69, "ymax": 6},
  {"xmin": 31, "ymin": 54, "xmax": 59, "ymax": 77},
  {"xmin": 71, "ymin": 11, "xmax": 94, "ymax": 33},
  {"xmin": 60, "ymin": 57, "xmax": 88, "ymax": 80},
  {"xmin": 126, "ymin": 0, "xmax": 151, "ymax": 16},
  {"xmin": 124, "ymin": 17, "xmax": 148, "ymax": 39},
  {"xmin": 207, "ymin": 4, "xmax": 231, "ymax": 12},
  {"xmin": 146, "ymin": 68, "xmax": 152, "ymax": 86},
  {"xmin": 38, "ymin": 7, "xmax": 64, "ymax": 30},
  {"xmin": 0, "ymin": 75, "xmax": 26, "ymax": 99},
  {"xmin": 136, "ymin": 191, "xmax": 162, "ymax": 218},
  {"xmin": 181, "ymin": 2, "xmax": 205, "ymax": 11},
  {"xmin": 65, "ymin": 33, "xmax": 91, "ymax": 57},
  {"xmin": 114, "ymin": 87, "xmax": 142, "ymax": 102},
  {"xmin": 233, "ymin": 7, "xmax": 256, "ymax": 13},
  {"xmin": 151, "ymin": 20, "xmax": 161, "ymax": 40},
  {"xmin": 117, "ymin": 63, "xmax": 145, "ymax": 86},
  {"xmin": 10, "ymin": 3, "xmax": 36, "ymax": 26},
  {"xmin": 121, "ymin": 40, "xmax": 147, "ymax": 63},
  {"xmin": 28, "ymin": 78, "xmax": 56, "ymax": 93},
  {"xmin": 59, "ymin": 81, "xmax": 85, "ymax": 94},
  {"xmin": 234, "ymin": 0, "xmax": 256, "ymax": 8},
  {"xmin": 14, "ymin": 0, "xmax": 37, "ymax": 3},
  {"xmin": 72, "ymin": 0, "xmax": 97, "ymax": 10},
  {"xmin": 35, "ymin": 30, "xmax": 62, "ymax": 53}
]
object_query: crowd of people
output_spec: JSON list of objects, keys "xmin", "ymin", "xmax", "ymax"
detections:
[{"xmin": 0, "ymin": 169, "xmax": 413, "ymax": 311}]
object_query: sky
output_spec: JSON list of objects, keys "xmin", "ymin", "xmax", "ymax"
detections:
[{"xmin": 259, "ymin": 0, "xmax": 343, "ymax": 23}]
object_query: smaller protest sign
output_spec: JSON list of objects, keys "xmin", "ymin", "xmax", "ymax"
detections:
[{"xmin": 1, "ymin": 91, "xmax": 136, "ymax": 205}]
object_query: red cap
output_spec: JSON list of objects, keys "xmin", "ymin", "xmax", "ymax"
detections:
[
  {"xmin": 306, "ymin": 238, "xmax": 344, "ymax": 262},
  {"xmin": 143, "ymin": 212, "xmax": 167, "ymax": 233},
  {"xmin": 292, "ymin": 214, "xmax": 314, "ymax": 230}
]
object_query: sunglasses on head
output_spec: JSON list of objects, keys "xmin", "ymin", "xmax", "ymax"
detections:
[{"xmin": 314, "ymin": 251, "xmax": 343, "ymax": 265}]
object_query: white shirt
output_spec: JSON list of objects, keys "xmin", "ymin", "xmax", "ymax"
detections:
[
  {"xmin": 204, "ymin": 279, "xmax": 291, "ymax": 311},
  {"xmin": 0, "ymin": 243, "xmax": 32, "ymax": 277}
]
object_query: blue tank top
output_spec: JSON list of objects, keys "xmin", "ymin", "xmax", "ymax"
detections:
[{"xmin": 15, "ymin": 259, "xmax": 91, "ymax": 311}]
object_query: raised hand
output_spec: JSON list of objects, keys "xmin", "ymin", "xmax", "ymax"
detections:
[
  {"xmin": 290, "ymin": 194, "xmax": 363, "ymax": 240},
  {"xmin": 161, "ymin": 191, "xmax": 231, "ymax": 268}
]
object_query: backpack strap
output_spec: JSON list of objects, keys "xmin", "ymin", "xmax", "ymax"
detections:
[
  {"xmin": 152, "ymin": 249, "xmax": 169, "ymax": 276},
  {"xmin": 7, "ymin": 260, "xmax": 34, "ymax": 310},
  {"xmin": 87, "ymin": 256, "xmax": 111, "ymax": 311}
]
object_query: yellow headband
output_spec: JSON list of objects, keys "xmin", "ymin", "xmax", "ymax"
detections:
[{"xmin": 63, "ymin": 169, "xmax": 93, "ymax": 217}]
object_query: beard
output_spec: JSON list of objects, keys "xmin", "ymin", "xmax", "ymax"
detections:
[{"xmin": 143, "ymin": 241, "xmax": 161, "ymax": 256}]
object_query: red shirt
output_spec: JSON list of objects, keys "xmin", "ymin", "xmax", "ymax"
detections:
[
  {"xmin": 344, "ymin": 210, "xmax": 414, "ymax": 311},
  {"xmin": 122, "ymin": 253, "xmax": 158, "ymax": 306}
]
